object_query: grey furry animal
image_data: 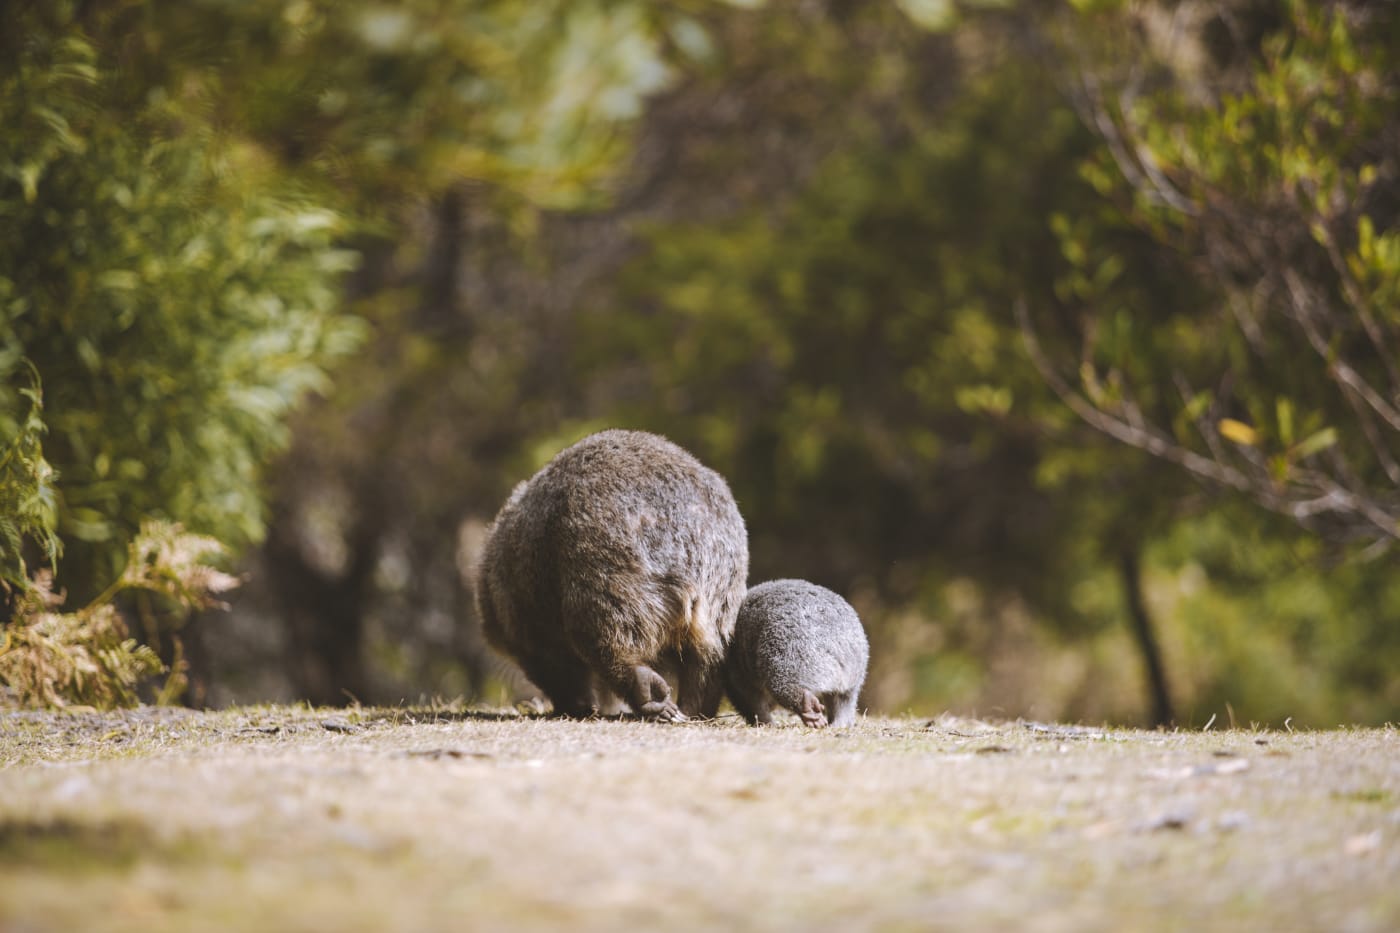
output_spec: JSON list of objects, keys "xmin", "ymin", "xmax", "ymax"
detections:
[
  {"xmin": 726, "ymin": 579, "xmax": 868, "ymax": 727},
  {"xmin": 474, "ymin": 429, "xmax": 748, "ymax": 721}
]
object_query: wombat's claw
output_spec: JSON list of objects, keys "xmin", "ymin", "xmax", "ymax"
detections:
[
  {"xmin": 799, "ymin": 690, "xmax": 828, "ymax": 728},
  {"xmin": 639, "ymin": 700, "xmax": 687, "ymax": 722}
]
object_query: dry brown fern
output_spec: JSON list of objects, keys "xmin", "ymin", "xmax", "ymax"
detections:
[{"xmin": 0, "ymin": 522, "xmax": 240, "ymax": 709}]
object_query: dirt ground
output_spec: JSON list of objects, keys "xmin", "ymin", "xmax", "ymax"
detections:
[{"xmin": 0, "ymin": 705, "xmax": 1396, "ymax": 932}]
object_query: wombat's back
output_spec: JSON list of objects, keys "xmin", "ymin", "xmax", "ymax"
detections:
[
  {"xmin": 727, "ymin": 578, "xmax": 869, "ymax": 727},
  {"xmin": 556, "ymin": 433, "xmax": 742, "ymax": 593}
]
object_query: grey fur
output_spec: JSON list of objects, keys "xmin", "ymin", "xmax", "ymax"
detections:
[
  {"xmin": 473, "ymin": 429, "xmax": 749, "ymax": 721},
  {"xmin": 726, "ymin": 579, "xmax": 869, "ymax": 727}
]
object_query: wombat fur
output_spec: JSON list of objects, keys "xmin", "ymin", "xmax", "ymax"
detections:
[
  {"xmin": 474, "ymin": 429, "xmax": 749, "ymax": 721},
  {"xmin": 725, "ymin": 579, "xmax": 868, "ymax": 727}
]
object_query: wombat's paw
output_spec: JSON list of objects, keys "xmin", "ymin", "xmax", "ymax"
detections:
[
  {"xmin": 639, "ymin": 699, "xmax": 688, "ymax": 722},
  {"xmin": 630, "ymin": 665, "xmax": 685, "ymax": 722},
  {"xmin": 800, "ymin": 690, "xmax": 828, "ymax": 728}
]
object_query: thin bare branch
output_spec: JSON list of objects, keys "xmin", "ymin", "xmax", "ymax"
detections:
[
  {"xmin": 1172, "ymin": 371, "xmax": 1232, "ymax": 466},
  {"xmin": 1285, "ymin": 468, "xmax": 1400, "ymax": 540},
  {"xmin": 1337, "ymin": 377, "xmax": 1400, "ymax": 486},
  {"xmin": 1283, "ymin": 269, "xmax": 1400, "ymax": 435},
  {"xmin": 1117, "ymin": 95, "xmax": 1199, "ymax": 217},
  {"xmin": 1301, "ymin": 180, "xmax": 1400, "ymax": 392},
  {"xmin": 1017, "ymin": 299, "xmax": 1250, "ymax": 491}
]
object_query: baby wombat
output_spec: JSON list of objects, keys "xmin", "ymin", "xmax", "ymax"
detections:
[
  {"xmin": 474, "ymin": 429, "xmax": 748, "ymax": 721},
  {"xmin": 726, "ymin": 579, "xmax": 868, "ymax": 727}
]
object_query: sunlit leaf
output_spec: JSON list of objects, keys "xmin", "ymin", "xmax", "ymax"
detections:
[
  {"xmin": 1275, "ymin": 398, "xmax": 1294, "ymax": 447},
  {"xmin": 1218, "ymin": 419, "xmax": 1260, "ymax": 446},
  {"xmin": 1293, "ymin": 427, "xmax": 1338, "ymax": 460}
]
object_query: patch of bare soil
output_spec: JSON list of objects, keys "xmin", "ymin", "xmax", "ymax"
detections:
[{"xmin": 0, "ymin": 707, "xmax": 1396, "ymax": 931}]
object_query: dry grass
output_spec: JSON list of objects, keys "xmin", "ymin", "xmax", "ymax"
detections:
[{"xmin": 0, "ymin": 706, "xmax": 1396, "ymax": 932}]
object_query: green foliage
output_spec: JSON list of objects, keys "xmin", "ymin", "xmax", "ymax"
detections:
[
  {"xmin": 1044, "ymin": 0, "xmax": 1400, "ymax": 544},
  {"xmin": 0, "ymin": 521, "xmax": 238, "ymax": 709},
  {"xmin": 549, "ymin": 2, "xmax": 1400, "ymax": 724},
  {"xmin": 1149, "ymin": 508, "xmax": 1400, "ymax": 724},
  {"xmin": 1, "ymin": 4, "xmax": 365, "ymax": 597},
  {"xmin": 2, "ymin": 0, "xmax": 698, "ymax": 602},
  {"xmin": 196, "ymin": 0, "xmax": 748, "ymax": 704},
  {"xmin": 574, "ymin": 23, "xmax": 1181, "ymax": 624},
  {"xmin": 2, "ymin": 0, "xmax": 724, "ymax": 705},
  {"xmin": 129, "ymin": 0, "xmax": 698, "ymax": 214},
  {"xmin": 0, "ymin": 367, "xmax": 59, "ymax": 589},
  {"xmin": 993, "ymin": 0, "xmax": 1400, "ymax": 722}
]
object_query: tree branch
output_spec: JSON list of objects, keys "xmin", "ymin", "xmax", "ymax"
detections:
[
  {"xmin": 1017, "ymin": 300, "xmax": 1249, "ymax": 490},
  {"xmin": 1017, "ymin": 299, "xmax": 1400, "ymax": 543},
  {"xmin": 1282, "ymin": 269, "xmax": 1400, "ymax": 437}
]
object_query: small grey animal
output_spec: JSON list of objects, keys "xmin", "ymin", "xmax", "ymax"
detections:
[
  {"xmin": 474, "ymin": 429, "xmax": 748, "ymax": 721},
  {"xmin": 726, "ymin": 579, "xmax": 868, "ymax": 727}
]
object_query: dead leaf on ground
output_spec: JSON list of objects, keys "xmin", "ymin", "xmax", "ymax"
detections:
[
  {"xmin": 399, "ymin": 748, "xmax": 494, "ymax": 761},
  {"xmin": 1024, "ymin": 722, "xmax": 1106, "ymax": 740},
  {"xmin": 1142, "ymin": 811, "xmax": 1193, "ymax": 832}
]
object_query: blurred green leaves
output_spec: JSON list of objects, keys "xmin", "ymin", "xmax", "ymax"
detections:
[
  {"xmin": 1043, "ymin": 0, "xmax": 1400, "ymax": 543},
  {"xmin": 139, "ymin": 0, "xmax": 697, "ymax": 213},
  {"xmin": 572, "ymin": 14, "xmax": 1154, "ymax": 636},
  {"xmin": 554, "ymin": 0, "xmax": 1400, "ymax": 723},
  {"xmin": 1, "ymin": 0, "xmax": 705, "ymax": 600},
  {"xmin": 1, "ymin": 7, "xmax": 364, "ymax": 595},
  {"xmin": 0, "ymin": 366, "xmax": 60, "ymax": 589}
]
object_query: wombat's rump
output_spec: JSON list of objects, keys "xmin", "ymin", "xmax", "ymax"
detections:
[
  {"xmin": 474, "ymin": 430, "xmax": 748, "ymax": 720},
  {"xmin": 726, "ymin": 579, "xmax": 869, "ymax": 727}
]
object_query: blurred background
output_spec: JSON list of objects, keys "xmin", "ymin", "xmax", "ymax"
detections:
[{"xmin": 3, "ymin": 0, "xmax": 1398, "ymax": 726}]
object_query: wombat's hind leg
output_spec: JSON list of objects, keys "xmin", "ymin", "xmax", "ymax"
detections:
[
  {"xmin": 590, "ymin": 676, "xmax": 628, "ymax": 717},
  {"xmin": 618, "ymin": 664, "xmax": 687, "ymax": 722},
  {"xmin": 730, "ymin": 691, "xmax": 774, "ymax": 726},
  {"xmin": 823, "ymin": 690, "xmax": 858, "ymax": 727},
  {"xmin": 798, "ymin": 689, "xmax": 828, "ymax": 728},
  {"xmin": 747, "ymin": 696, "xmax": 775, "ymax": 726},
  {"xmin": 769, "ymin": 682, "xmax": 828, "ymax": 727},
  {"xmin": 724, "ymin": 671, "xmax": 773, "ymax": 725},
  {"xmin": 677, "ymin": 650, "xmax": 725, "ymax": 720},
  {"xmin": 514, "ymin": 651, "xmax": 597, "ymax": 718}
]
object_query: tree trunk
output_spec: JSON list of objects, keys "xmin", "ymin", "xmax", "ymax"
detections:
[
  {"xmin": 1119, "ymin": 547, "xmax": 1174, "ymax": 728},
  {"xmin": 264, "ymin": 501, "xmax": 379, "ymax": 707}
]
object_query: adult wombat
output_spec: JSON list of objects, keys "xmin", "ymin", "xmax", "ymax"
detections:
[
  {"xmin": 474, "ymin": 429, "xmax": 748, "ymax": 721},
  {"xmin": 725, "ymin": 579, "xmax": 868, "ymax": 727}
]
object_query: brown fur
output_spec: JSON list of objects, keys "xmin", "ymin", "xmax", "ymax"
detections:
[{"xmin": 474, "ymin": 430, "xmax": 748, "ymax": 720}]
